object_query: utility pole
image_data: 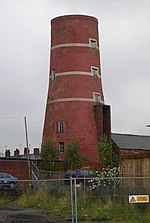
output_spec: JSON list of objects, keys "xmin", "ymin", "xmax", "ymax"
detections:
[{"xmin": 24, "ymin": 116, "xmax": 30, "ymax": 181}]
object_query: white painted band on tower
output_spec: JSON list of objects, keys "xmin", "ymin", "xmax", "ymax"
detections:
[{"xmin": 51, "ymin": 43, "xmax": 99, "ymax": 50}]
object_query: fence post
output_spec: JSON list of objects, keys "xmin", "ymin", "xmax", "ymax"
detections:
[
  {"xmin": 74, "ymin": 178, "xmax": 78, "ymax": 223},
  {"xmin": 113, "ymin": 177, "xmax": 116, "ymax": 197},
  {"xmin": 70, "ymin": 178, "xmax": 78, "ymax": 223},
  {"xmin": 70, "ymin": 178, "xmax": 74, "ymax": 223}
]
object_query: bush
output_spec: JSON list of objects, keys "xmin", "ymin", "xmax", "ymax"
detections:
[{"xmin": 88, "ymin": 166, "xmax": 120, "ymax": 191}]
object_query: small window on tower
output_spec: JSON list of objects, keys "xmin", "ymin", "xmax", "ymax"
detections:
[
  {"xmin": 59, "ymin": 142, "xmax": 64, "ymax": 154},
  {"xmin": 89, "ymin": 38, "xmax": 97, "ymax": 48},
  {"xmin": 91, "ymin": 66, "xmax": 99, "ymax": 77},
  {"xmin": 58, "ymin": 121, "xmax": 64, "ymax": 132},
  {"xmin": 52, "ymin": 69, "xmax": 56, "ymax": 80},
  {"xmin": 94, "ymin": 93, "xmax": 101, "ymax": 104}
]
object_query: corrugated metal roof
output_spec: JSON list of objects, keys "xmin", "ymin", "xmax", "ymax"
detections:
[{"xmin": 111, "ymin": 133, "xmax": 150, "ymax": 151}]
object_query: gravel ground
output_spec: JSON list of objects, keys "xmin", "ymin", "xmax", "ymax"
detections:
[
  {"xmin": 0, "ymin": 207, "xmax": 112, "ymax": 223},
  {"xmin": 0, "ymin": 208, "xmax": 113, "ymax": 223},
  {"xmin": 0, "ymin": 199, "xmax": 72, "ymax": 223},
  {"xmin": 0, "ymin": 199, "xmax": 111, "ymax": 223},
  {"xmin": 0, "ymin": 206, "xmax": 69, "ymax": 223}
]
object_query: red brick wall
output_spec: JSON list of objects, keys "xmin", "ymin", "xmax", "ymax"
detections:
[
  {"xmin": 0, "ymin": 159, "xmax": 29, "ymax": 180},
  {"xmin": 43, "ymin": 101, "xmax": 102, "ymax": 168},
  {"xmin": 51, "ymin": 15, "xmax": 99, "ymax": 46}
]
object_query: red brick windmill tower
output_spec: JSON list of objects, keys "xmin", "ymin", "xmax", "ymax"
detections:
[{"xmin": 42, "ymin": 15, "xmax": 111, "ymax": 169}]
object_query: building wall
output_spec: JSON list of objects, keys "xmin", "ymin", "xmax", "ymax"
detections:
[
  {"xmin": 112, "ymin": 141, "xmax": 150, "ymax": 188},
  {"xmin": 103, "ymin": 105, "xmax": 111, "ymax": 139},
  {"xmin": 0, "ymin": 159, "xmax": 29, "ymax": 180},
  {"xmin": 120, "ymin": 157, "xmax": 150, "ymax": 188}
]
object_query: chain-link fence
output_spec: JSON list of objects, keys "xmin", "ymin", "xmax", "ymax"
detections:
[
  {"xmin": 4, "ymin": 163, "xmax": 144, "ymax": 222},
  {"xmin": 5, "ymin": 176, "xmax": 148, "ymax": 222}
]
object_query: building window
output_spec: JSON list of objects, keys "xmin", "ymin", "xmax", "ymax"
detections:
[
  {"xmin": 52, "ymin": 69, "xmax": 56, "ymax": 80},
  {"xmin": 91, "ymin": 66, "xmax": 99, "ymax": 76},
  {"xmin": 94, "ymin": 93, "xmax": 101, "ymax": 104},
  {"xmin": 59, "ymin": 142, "xmax": 64, "ymax": 153},
  {"xmin": 58, "ymin": 121, "xmax": 64, "ymax": 132},
  {"xmin": 89, "ymin": 38, "xmax": 97, "ymax": 48}
]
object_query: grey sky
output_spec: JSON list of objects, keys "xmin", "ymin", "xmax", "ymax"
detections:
[{"xmin": 0, "ymin": 0, "xmax": 150, "ymax": 154}]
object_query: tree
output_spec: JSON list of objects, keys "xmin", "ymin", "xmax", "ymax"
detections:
[
  {"xmin": 40, "ymin": 137, "xmax": 59, "ymax": 171},
  {"xmin": 66, "ymin": 137, "xmax": 87, "ymax": 170},
  {"xmin": 98, "ymin": 134, "xmax": 119, "ymax": 168}
]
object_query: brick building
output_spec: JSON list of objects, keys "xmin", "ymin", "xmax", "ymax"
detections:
[
  {"xmin": 0, "ymin": 148, "xmax": 40, "ymax": 180},
  {"xmin": 42, "ymin": 15, "xmax": 111, "ymax": 169}
]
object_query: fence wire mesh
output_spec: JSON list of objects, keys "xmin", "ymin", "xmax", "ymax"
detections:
[{"xmin": 6, "ymin": 176, "xmax": 148, "ymax": 222}]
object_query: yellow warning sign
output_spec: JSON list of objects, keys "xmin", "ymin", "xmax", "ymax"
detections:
[
  {"xmin": 130, "ymin": 196, "xmax": 136, "ymax": 203},
  {"xmin": 137, "ymin": 195, "xmax": 149, "ymax": 203},
  {"xmin": 129, "ymin": 195, "xmax": 149, "ymax": 204}
]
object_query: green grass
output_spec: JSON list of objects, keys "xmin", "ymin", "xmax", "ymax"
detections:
[
  {"xmin": 17, "ymin": 188, "xmax": 71, "ymax": 214},
  {"xmin": 0, "ymin": 191, "xmax": 18, "ymax": 206},
  {"xmin": 16, "ymin": 188, "xmax": 150, "ymax": 223}
]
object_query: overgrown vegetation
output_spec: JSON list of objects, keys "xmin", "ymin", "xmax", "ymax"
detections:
[
  {"xmin": 88, "ymin": 167, "xmax": 119, "ymax": 191},
  {"xmin": 17, "ymin": 188, "xmax": 150, "ymax": 223},
  {"xmin": 88, "ymin": 135, "xmax": 120, "ymax": 191}
]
